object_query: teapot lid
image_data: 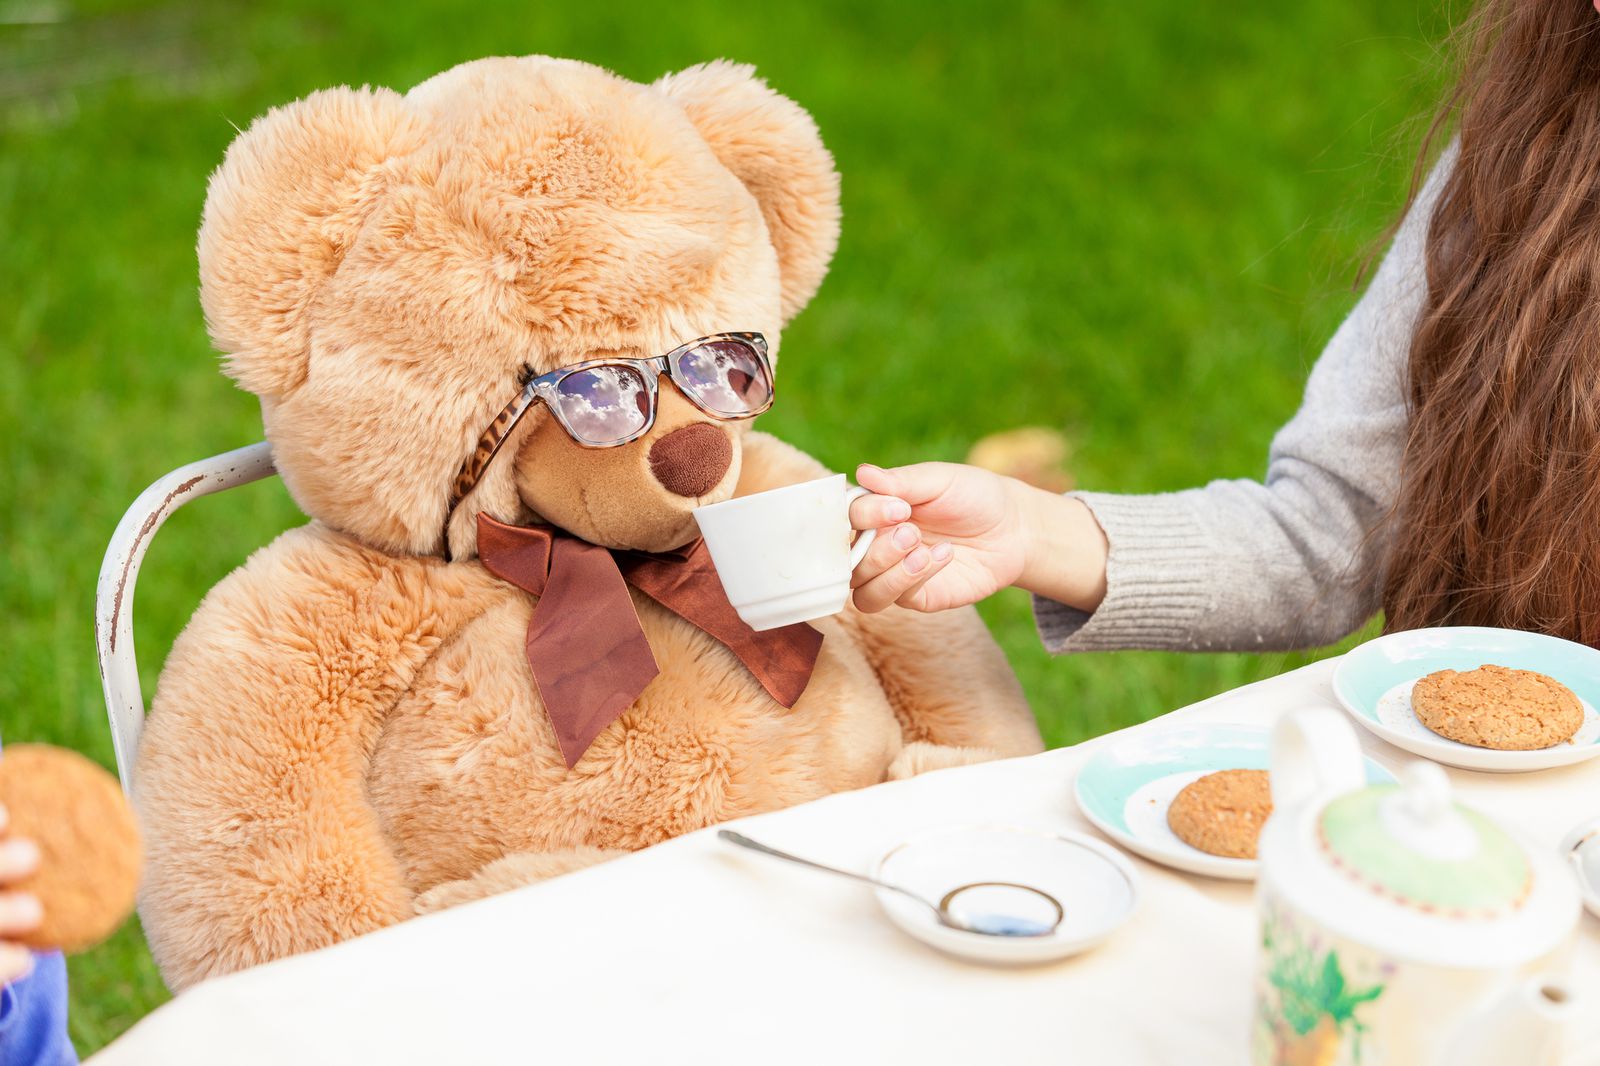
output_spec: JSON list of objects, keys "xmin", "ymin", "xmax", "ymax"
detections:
[{"xmin": 1318, "ymin": 763, "xmax": 1531, "ymax": 917}]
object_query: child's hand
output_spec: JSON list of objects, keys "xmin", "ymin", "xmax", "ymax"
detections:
[
  {"xmin": 847, "ymin": 463, "xmax": 1030, "ymax": 612},
  {"xmin": 848, "ymin": 462, "xmax": 1109, "ymax": 614},
  {"xmin": 0, "ymin": 804, "xmax": 43, "ymax": 983}
]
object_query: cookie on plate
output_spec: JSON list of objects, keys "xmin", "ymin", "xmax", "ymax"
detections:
[
  {"xmin": 0, "ymin": 744, "xmax": 142, "ymax": 953},
  {"xmin": 1166, "ymin": 768, "xmax": 1272, "ymax": 860},
  {"xmin": 1412, "ymin": 664, "xmax": 1584, "ymax": 751}
]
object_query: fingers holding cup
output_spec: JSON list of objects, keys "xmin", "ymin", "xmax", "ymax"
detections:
[
  {"xmin": 852, "ymin": 540, "xmax": 955, "ymax": 614},
  {"xmin": 851, "ymin": 522, "xmax": 921, "ymax": 590},
  {"xmin": 848, "ymin": 491, "xmax": 911, "ymax": 533},
  {"xmin": 895, "ymin": 543, "xmax": 956, "ymax": 611}
]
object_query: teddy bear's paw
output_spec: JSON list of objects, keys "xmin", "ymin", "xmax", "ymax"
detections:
[
  {"xmin": 885, "ymin": 741, "xmax": 1003, "ymax": 781},
  {"xmin": 412, "ymin": 846, "xmax": 626, "ymax": 915}
]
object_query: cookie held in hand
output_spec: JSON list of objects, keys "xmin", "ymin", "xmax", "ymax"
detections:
[
  {"xmin": 1412, "ymin": 664, "xmax": 1584, "ymax": 751},
  {"xmin": 1166, "ymin": 768, "xmax": 1272, "ymax": 860},
  {"xmin": 0, "ymin": 744, "xmax": 141, "ymax": 953}
]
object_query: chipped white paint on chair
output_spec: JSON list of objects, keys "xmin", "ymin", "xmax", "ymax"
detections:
[{"xmin": 94, "ymin": 442, "xmax": 277, "ymax": 792}]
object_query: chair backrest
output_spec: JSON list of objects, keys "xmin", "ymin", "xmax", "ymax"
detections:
[{"xmin": 95, "ymin": 442, "xmax": 278, "ymax": 792}]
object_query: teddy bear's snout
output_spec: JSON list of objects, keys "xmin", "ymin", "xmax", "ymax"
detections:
[{"xmin": 648, "ymin": 423, "xmax": 732, "ymax": 497}]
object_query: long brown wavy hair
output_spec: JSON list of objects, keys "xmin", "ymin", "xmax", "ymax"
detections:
[{"xmin": 1382, "ymin": 0, "xmax": 1600, "ymax": 643}]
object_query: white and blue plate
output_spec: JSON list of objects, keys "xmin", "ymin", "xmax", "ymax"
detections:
[
  {"xmin": 1074, "ymin": 722, "xmax": 1395, "ymax": 880},
  {"xmin": 1333, "ymin": 627, "xmax": 1600, "ymax": 773}
]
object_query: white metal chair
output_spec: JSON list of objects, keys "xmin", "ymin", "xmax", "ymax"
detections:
[{"xmin": 94, "ymin": 442, "xmax": 278, "ymax": 792}]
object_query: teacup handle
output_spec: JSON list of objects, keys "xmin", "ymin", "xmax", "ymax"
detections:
[{"xmin": 845, "ymin": 485, "xmax": 878, "ymax": 568}]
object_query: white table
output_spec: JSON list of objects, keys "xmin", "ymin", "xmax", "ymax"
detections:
[{"xmin": 90, "ymin": 658, "xmax": 1600, "ymax": 1065}]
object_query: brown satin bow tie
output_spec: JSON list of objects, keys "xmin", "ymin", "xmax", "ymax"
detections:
[{"xmin": 475, "ymin": 513, "xmax": 823, "ymax": 767}]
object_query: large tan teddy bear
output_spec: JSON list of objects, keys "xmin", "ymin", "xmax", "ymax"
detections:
[{"xmin": 135, "ymin": 55, "xmax": 1042, "ymax": 990}]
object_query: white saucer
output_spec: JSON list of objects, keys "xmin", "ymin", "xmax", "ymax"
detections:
[
  {"xmin": 873, "ymin": 825, "xmax": 1138, "ymax": 965},
  {"xmin": 1332, "ymin": 627, "xmax": 1600, "ymax": 773}
]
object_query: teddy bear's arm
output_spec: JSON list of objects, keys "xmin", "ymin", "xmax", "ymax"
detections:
[
  {"xmin": 846, "ymin": 604, "xmax": 1045, "ymax": 765},
  {"xmin": 735, "ymin": 432, "xmax": 1044, "ymax": 767},
  {"xmin": 134, "ymin": 524, "xmax": 502, "ymax": 990},
  {"xmin": 411, "ymin": 847, "xmax": 628, "ymax": 914}
]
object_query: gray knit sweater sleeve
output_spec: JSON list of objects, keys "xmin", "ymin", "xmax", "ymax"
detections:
[{"xmin": 1035, "ymin": 150, "xmax": 1452, "ymax": 653}]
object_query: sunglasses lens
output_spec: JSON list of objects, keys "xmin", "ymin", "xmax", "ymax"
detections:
[
  {"xmin": 553, "ymin": 365, "xmax": 651, "ymax": 444},
  {"xmin": 673, "ymin": 339, "xmax": 772, "ymax": 418}
]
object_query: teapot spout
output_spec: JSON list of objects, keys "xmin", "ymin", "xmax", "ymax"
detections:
[{"xmin": 1444, "ymin": 975, "xmax": 1577, "ymax": 1066}]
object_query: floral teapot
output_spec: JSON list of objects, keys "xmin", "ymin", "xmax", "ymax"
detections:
[{"xmin": 1253, "ymin": 707, "xmax": 1582, "ymax": 1066}]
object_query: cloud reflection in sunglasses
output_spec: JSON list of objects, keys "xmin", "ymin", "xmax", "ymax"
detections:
[
  {"xmin": 556, "ymin": 367, "xmax": 649, "ymax": 442},
  {"xmin": 677, "ymin": 343, "xmax": 765, "ymax": 414}
]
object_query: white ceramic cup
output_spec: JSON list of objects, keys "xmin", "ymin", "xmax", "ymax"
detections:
[{"xmin": 692, "ymin": 474, "xmax": 877, "ymax": 631}]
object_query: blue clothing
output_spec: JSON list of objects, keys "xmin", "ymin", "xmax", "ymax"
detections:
[{"xmin": 0, "ymin": 952, "xmax": 75, "ymax": 1066}]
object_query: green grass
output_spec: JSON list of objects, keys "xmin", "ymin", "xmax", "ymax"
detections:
[{"xmin": 1, "ymin": 0, "xmax": 1451, "ymax": 1053}]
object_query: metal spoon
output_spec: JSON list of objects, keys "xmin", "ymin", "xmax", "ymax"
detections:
[{"xmin": 717, "ymin": 829, "xmax": 1063, "ymax": 938}]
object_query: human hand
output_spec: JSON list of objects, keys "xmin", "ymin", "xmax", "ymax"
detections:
[
  {"xmin": 847, "ymin": 461, "xmax": 1108, "ymax": 614},
  {"xmin": 0, "ymin": 804, "xmax": 42, "ymax": 983},
  {"xmin": 846, "ymin": 462, "xmax": 1032, "ymax": 613}
]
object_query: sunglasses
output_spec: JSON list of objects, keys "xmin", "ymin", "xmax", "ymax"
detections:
[{"xmin": 443, "ymin": 331, "xmax": 774, "ymax": 547}]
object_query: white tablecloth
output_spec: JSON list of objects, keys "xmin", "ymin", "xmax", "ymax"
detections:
[{"xmin": 90, "ymin": 658, "xmax": 1600, "ymax": 1065}]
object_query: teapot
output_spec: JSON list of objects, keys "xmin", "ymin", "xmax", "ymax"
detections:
[{"xmin": 1252, "ymin": 707, "xmax": 1582, "ymax": 1066}]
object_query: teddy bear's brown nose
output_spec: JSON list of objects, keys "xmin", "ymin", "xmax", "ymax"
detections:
[{"xmin": 648, "ymin": 423, "xmax": 732, "ymax": 497}]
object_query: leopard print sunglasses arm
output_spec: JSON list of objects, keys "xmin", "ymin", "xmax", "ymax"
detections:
[{"xmin": 441, "ymin": 370, "xmax": 540, "ymax": 556}]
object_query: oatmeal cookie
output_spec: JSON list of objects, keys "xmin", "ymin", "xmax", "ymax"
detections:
[
  {"xmin": 1412, "ymin": 664, "xmax": 1584, "ymax": 751},
  {"xmin": 1166, "ymin": 768, "xmax": 1272, "ymax": 860},
  {"xmin": 0, "ymin": 744, "xmax": 142, "ymax": 952}
]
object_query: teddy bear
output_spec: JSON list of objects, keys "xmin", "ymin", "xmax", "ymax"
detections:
[{"xmin": 133, "ymin": 54, "xmax": 1043, "ymax": 991}]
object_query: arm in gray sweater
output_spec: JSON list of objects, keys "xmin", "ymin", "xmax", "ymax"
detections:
[{"xmin": 1035, "ymin": 153, "xmax": 1449, "ymax": 654}]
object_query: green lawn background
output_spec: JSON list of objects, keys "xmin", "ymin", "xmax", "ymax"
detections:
[{"xmin": 0, "ymin": 0, "xmax": 1450, "ymax": 1053}]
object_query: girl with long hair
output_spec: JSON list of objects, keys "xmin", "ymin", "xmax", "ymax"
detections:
[{"xmin": 849, "ymin": 1, "xmax": 1600, "ymax": 656}]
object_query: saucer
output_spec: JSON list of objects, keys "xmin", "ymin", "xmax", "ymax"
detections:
[
  {"xmin": 1074, "ymin": 722, "xmax": 1395, "ymax": 880},
  {"xmin": 1333, "ymin": 627, "xmax": 1600, "ymax": 773},
  {"xmin": 873, "ymin": 825, "xmax": 1138, "ymax": 965}
]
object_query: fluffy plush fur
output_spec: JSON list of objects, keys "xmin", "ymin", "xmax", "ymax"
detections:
[{"xmin": 137, "ymin": 55, "xmax": 1042, "ymax": 990}]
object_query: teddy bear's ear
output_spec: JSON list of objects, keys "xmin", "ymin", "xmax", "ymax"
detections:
[
  {"xmin": 655, "ymin": 61, "xmax": 841, "ymax": 323},
  {"xmin": 199, "ymin": 87, "xmax": 425, "ymax": 397}
]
